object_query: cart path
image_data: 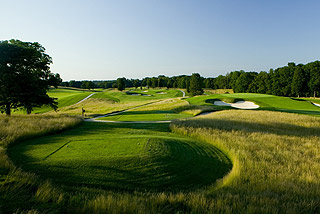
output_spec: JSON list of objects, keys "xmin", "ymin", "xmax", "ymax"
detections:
[
  {"xmin": 75, "ymin": 93, "xmax": 96, "ymax": 105},
  {"xmin": 179, "ymin": 89, "xmax": 186, "ymax": 98}
]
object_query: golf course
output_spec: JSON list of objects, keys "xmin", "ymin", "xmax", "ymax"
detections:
[{"xmin": 2, "ymin": 87, "xmax": 320, "ymax": 213}]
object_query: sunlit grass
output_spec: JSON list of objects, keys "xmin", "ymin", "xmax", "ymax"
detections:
[
  {"xmin": 187, "ymin": 93, "xmax": 320, "ymax": 116},
  {"xmin": 171, "ymin": 110, "xmax": 320, "ymax": 213}
]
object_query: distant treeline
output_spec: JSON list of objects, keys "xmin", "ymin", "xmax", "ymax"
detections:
[{"xmin": 61, "ymin": 60, "xmax": 320, "ymax": 97}]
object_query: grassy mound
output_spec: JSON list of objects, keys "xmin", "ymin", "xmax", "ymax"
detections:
[{"xmin": 9, "ymin": 122, "xmax": 231, "ymax": 192}]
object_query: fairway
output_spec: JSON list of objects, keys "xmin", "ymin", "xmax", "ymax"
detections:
[
  {"xmin": 9, "ymin": 122, "xmax": 232, "ymax": 192},
  {"xmin": 186, "ymin": 93, "xmax": 320, "ymax": 116},
  {"xmin": 33, "ymin": 88, "xmax": 93, "ymax": 113},
  {"xmin": 97, "ymin": 110, "xmax": 192, "ymax": 121}
]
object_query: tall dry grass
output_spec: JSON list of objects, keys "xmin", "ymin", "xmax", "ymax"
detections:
[
  {"xmin": 0, "ymin": 114, "xmax": 82, "ymax": 213},
  {"xmin": 2, "ymin": 110, "xmax": 320, "ymax": 213},
  {"xmin": 171, "ymin": 110, "xmax": 320, "ymax": 213}
]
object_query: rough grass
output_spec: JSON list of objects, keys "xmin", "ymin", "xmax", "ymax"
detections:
[
  {"xmin": 204, "ymin": 89, "xmax": 234, "ymax": 94},
  {"xmin": 3, "ymin": 110, "xmax": 320, "ymax": 213},
  {"xmin": 171, "ymin": 110, "xmax": 320, "ymax": 213},
  {"xmin": 0, "ymin": 114, "xmax": 82, "ymax": 213}
]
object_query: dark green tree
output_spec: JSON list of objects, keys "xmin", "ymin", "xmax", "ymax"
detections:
[
  {"xmin": 167, "ymin": 78, "xmax": 174, "ymax": 89},
  {"xmin": 189, "ymin": 73, "xmax": 203, "ymax": 96},
  {"xmin": 254, "ymin": 71, "xmax": 270, "ymax": 94},
  {"xmin": 214, "ymin": 75, "xmax": 228, "ymax": 89},
  {"xmin": 233, "ymin": 72, "xmax": 257, "ymax": 93},
  {"xmin": 0, "ymin": 39, "xmax": 61, "ymax": 115},
  {"xmin": 117, "ymin": 77, "xmax": 126, "ymax": 91},
  {"xmin": 81, "ymin": 81, "xmax": 95, "ymax": 90},
  {"xmin": 133, "ymin": 79, "xmax": 140, "ymax": 89},
  {"xmin": 306, "ymin": 61, "xmax": 320, "ymax": 98},
  {"xmin": 291, "ymin": 66, "xmax": 308, "ymax": 97}
]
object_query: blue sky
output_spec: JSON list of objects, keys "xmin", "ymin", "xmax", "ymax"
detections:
[{"xmin": 1, "ymin": 0, "xmax": 320, "ymax": 80}]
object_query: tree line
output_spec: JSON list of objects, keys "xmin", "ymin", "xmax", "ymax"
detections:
[
  {"xmin": 62, "ymin": 61, "xmax": 320, "ymax": 98},
  {"xmin": 207, "ymin": 61, "xmax": 320, "ymax": 98}
]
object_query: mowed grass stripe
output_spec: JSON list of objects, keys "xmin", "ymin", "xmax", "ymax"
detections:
[
  {"xmin": 97, "ymin": 110, "xmax": 192, "ymax": 121},
  {"xmin": 9, "ymin": 122, "xmax": 232, "ymax": 192}
]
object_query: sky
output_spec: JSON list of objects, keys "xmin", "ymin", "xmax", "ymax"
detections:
[{"xmin": 1, "ymin": 0, "xmax": 320, "ymax": 81}]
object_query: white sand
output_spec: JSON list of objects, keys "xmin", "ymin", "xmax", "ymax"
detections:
[
  {"xmin": 312, "ymin": 102, "xmax": 320, "ymax": 107},
  {"xmin": 157, "ymin": 92, "xmax": 167, "ymax": 94},
  {"xmin": 214, "ymin": 100, "xmax": 259, "ymax": 109}
]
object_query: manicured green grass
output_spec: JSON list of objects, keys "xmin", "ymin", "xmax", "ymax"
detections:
[
  {"xmin": 97, "ymin": 110, "xmax": 192, "ymax": 121},
  {"xmin": 299, "ymin": 97, "xmax": 320, "ymax": 105},
  {"xmin": 9, "ymin": 122, "xmax": 231, "ymax": 192},
  {"xmin": 32, "ymin": 88, "xmax": 93, "ymax": 113},
  {"xmin": 97, "ymin": 88, "xmax": 183, "ymax": 102},
  {"xmin": 186, "ymin": 93, "xmax": 320, "ymax": 116},
  {"xmin": 57, "ymin": 89, "xmax": 184, "ymax": 117}
]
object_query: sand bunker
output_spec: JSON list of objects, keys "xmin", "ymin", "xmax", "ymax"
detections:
[
  {"xmin": 312, "ymin": 102, "xmax": 320, "ymax": 107},
  {"xmin": 157, "ymin": 92, "xmax": 167, "ymax": 94},
  {"xmin": 214, "ymin": 100, "xmax": 259, "ymax": 109}
]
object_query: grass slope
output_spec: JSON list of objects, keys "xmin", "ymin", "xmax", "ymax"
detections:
[
  {"xmin": 9, "ymin": 122, "xmax": 231, "ymax": 192},
  {"xmin": 32, "ymin": 88, "xmax": 93, "ymax": 114},
  {"xmin": 59, "ymin": 89, "xmax": 184, "ymax": 117},
  {"xmin": 186, "ymin": 93, "xmax": 320, "ymax": 116}
]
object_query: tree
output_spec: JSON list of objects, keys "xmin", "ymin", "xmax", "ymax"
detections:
[
  {"xmin": 291, "ymin": 66, "xmax": 308, "ymax": 97},
  {"xmin": 117, "ymin": 77, "xmax": 126, "ymax": 91},
  {"xmin": 214, "ymin": 75, "xmax": 228, "ymax": 89},
  {"xmin": 189, "ymin": 73, "xmax": 203, "ymax": 96},
  {"xmin": 233, "ymin": 72, "xmax": 257, "ymax": 93},
  {"xmin": 81, "ymin": 81, "xmax": 95, "ymax": 90},
  {"xmin": 254, "ymin": 71, "xmax": 270, "ymax": 94},
  {"xmin": 133, "ymin": 79, "xmax": 140, "ymax": 89},
  {"xmin": 306, "ymin": 61, "xmax": 320, "ymax": 98},
  {"xmin": 151, "ymin": 77, "xmax": 158, "ymax": 88},
  {"xmin": 0, "ymin": 39, "xmax": 61, "ymax": 115}
]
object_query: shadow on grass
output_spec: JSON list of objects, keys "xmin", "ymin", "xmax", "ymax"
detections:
[
  {"xmin": 258, "ymin": 107, "xmax": 320, "ymax": 116},
  {"xmin": 176, "ymin": 117, "xmax": 320, "ymax": 138}
]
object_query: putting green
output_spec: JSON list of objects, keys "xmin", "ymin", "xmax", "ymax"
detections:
[{"xmin": 9, "ymin": 122, "xmax": 232, "ymax": 192}]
